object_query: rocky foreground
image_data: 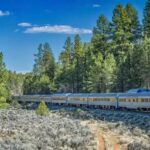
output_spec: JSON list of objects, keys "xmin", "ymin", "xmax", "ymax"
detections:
[{"xmin": 0, "ymin": 107, "xmax": 150, "ymax": 150}]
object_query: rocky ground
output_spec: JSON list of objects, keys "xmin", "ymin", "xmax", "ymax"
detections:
[{"xmin": 0, "ymin": 106, "xmax": 150, "ymax": 150}]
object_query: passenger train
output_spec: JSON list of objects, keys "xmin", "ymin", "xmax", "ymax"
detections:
[{"xmin": 15, "ymin": 89, "xmax": 150, "ymax": 111}]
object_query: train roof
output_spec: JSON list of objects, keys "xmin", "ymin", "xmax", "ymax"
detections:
[
  {"xmin": 52, "ymin": 93, "xmax": 71, "ymax": 97},
  {"xmin": 67, "ymin": 93, "xmax": 117, "ymax": 98},
  {"xmin": 127, "ymin": 88, "xmax": 150, "ymax": 93},
  {"xmin": 88, "ymin": 93, "xmax": 117, "ymax": 97},
  {"xmin": 118, "ymin": 92, "xmax": 150, "ymax": 98},
  {"xmin": 68, "ymin": 93, "xmax": 90, "ymax": 97}
]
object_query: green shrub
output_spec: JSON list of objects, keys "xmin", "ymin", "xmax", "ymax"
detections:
[
  {"xmin": 0, "ymin": 97, "xmax": 10, "ymax": 109},
  {"xmin": 76, "ymin": 108, "xmax": 82, "ymax": 113},
  {"xmin": 0, "ymin": 103, "xmax": 10, "ymax": 109},
  {"xmin": 0, "ymin": 97, "xmax": 7, "ymax": 103},
  {"xmin": 36, "ymin": 101, "xmax": 49, "ymax": 116}
]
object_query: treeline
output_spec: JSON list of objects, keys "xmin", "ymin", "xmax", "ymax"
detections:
[
  {"xmin": 1, "ymin": 1, "xmax": 150, "ymax": 98},
  {"xmin": 24, "ymin": 1, "xmax": 150, "ymax": 94},
  {"xmin": 24, "ymin": 0, "xmax": 150, "ymax": 94},
  {"xmin": 0, "ymin": 52, "xmax": 24, "ymax": 107}
]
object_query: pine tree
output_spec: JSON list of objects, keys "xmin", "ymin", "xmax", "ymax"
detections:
[
  {"xmin": 0, "ymin": 52, "xmax": 9, "ymax": 109},
  {"xmin": 36, "ymin": 101, "xmax": 49, "ymax": 116},
  {"xmin": 74, "ymin": 35, "xmax": 83, "ymax": 93},
  {"xmin": 42, "ymin": 43, "xmax": 55, "ymax": 80},
  {"xmin": 33, "ymin": 43, "xmax": 55, "ymax": 79},
  {"xmin": 25, "ymin": 43, "xmax": 56, "ymax": 94},
  {"xmin": 143, "ymin": 0, "xmax": 150, "ymax": 37},
  {"xmin": 125, "ymin": 4, "xmax": 141, "ymax": 41},
  {"xmin": 33, "ymin": 44, "xmax": 43, "ymax": 76},
  {"xmin": 92, "ymin": 15, "xmax": 111, "ymax": 57},
  {"xmin": 58, "ymin": 37, "xmax": 74, "ymax": 92}
]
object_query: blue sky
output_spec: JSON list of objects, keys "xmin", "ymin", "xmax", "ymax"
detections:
[{"xmin": 0, "ymin": 0, "xmax": 147, "ymax": 73}]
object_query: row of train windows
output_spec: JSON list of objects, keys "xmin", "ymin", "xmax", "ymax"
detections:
[
  {"xmin": 69, "ymin": 98, "xmax": 115, "ymax": 101},
  {"xmin": 69, "ymin": 98, "xmax": 87, "ymax": 101},
  {"xmin": 120, "ymin": 98, "xmax": 150, "ymax": 102},
  {"xmin": 89, "ymin": 98, "xmax": 114, "ymax": 102}
]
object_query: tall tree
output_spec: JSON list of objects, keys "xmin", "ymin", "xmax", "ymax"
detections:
[
  {"xmin": 73, "ymin": 34, "xmax": 83, "ymax": 93},
  {"xmin": 143, "ymin": 0, "xmax": 150, "ymax": 37},
  {"xmin": 58, "ymin": 37, "xmax": 74, "ymax": 92},
  {"xmin": 33, "ymin": 43, "xmax": 55, "ymax": 79},
  {"xmin": 92, "ymin": 15, "xmax": 111, "ymax": 57},
  {"xmin": 86, "ymin": 53, "xmax": 116, "ymax": 92},
  {"xmin": 112, "ymin": 4, "xmax": 140, "ymax": 91},
  {"xmin": 24, "ymin": 43, "xmax": 56, "ymax": 94},
  {"xmin": 42, "ymin": 43, "xmax": 55, "ymax": 80},
  {"xmin": 0, "ymin": 52, "xmax": 9, "ymax": 108},
  {"xmin": 125, "ymin": 4, "xmax": 141, "ymax": 41}
]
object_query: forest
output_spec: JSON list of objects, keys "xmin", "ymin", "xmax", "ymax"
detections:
[{"xmin": 1, "ymin": 0, "xmax": 150, "ymax": 103}]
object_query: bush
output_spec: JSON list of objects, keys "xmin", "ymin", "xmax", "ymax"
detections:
[
  {"xmin": 36, "ymin": 101, "xmax": 49, "ymax": 116},
  {"xmin": 76, "ymin": 108, "xmax": 82, "ymax": 113},
  {"xmin": 0, "ymin": 97, "xmax": 7, "ymax": 103},
  {"xmin": 0, "ymin": 97, "xmax": 10, "ymax": 109},
  {"xmin": 0, "ymin": 103, "xmax": 10, "ymax": 109}
]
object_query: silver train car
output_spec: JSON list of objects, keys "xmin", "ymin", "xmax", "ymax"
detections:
[
  {"xmin": 15, "ymin": 89, "xmax": 150, "ymax": 111},
  {"xmin": 87, "ymin": 93, "xmax": 117, "ymax": 108},
  {"xmin": 118, "ymin": 93, "xmax": 150, "ymax": 110}
]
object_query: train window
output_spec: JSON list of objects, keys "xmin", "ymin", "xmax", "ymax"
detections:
[
  {"xmin": 145, "ymin": 99, "xmax": 148, "ymax": 102},
  {"xmin": 121, "ymin": 99, "xmax": 125, "ymax": 102},
  {"xmin": 81, "ymin": 98, "xmax": 85, "ymax": 101}
]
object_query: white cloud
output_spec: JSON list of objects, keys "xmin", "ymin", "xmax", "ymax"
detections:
[
  {"xmin": 93, "ymin": 4, "xmax": 101, "ymax": 8},
  {"xmin": 0, "ymin": 10, "xmax": 10, "ymax": 16},
  {"xmin": 18, "ymin": 22, "xmax": 32, "ymax": 27},
  {"xmin": 24, "ymin": 25, "xmax": 92, "ymax": 34}
]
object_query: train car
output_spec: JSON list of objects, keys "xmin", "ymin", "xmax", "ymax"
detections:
[
  {"xmin": 118, "ymin": 93, "xmax": 150, "ymax": 110},
  {"xmin": 16, "ymin": 95, "xmax": 52, "ymax": 103},
  {"xmin": 39, "ymin": 95, "xmax": 52, "ymax": 103},
  {"xmin": 16, "ymin": 95, "xmax": 41, "ymax": 102},
  {"xmin": 87, "ymin": 93, "xmax": 117, "ymax": 108},
  {"xmin": 13, "ymin": 88, "xmax": 150, "ymax": 111},
  {"xmin": 51, "ymin": 93, "xmax": 71, "ymax": 104},
  {"xmin": 67, "ymin": 93, "xmax": 89, "ymax": 106}
]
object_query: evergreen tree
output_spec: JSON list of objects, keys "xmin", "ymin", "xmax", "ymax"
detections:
[
  {"xmin": 144, "ymin": 0, "xmax": 150, "ymax": 37},
  {"xmin": 125, "ymin": 4, "xmax": 141, "ymax": 41},
  {"xmin": 58, "ymin": 37, "xmax": 74, "ymax": 92},
  {"xmin": 42, "ymin": 43, "xmax": 55, "ymax": 80},
  {"xmin": 33, "ymin": 43, "xmax": 55, "ymax": 79},
  {"xmin": 92, "ymin": 15, "xmax": 111, "ymax": 57},
  {"xmin": 73, "ymin": 35, "xmax": 83, "ymax": 93},
  {"xmin": 0, "ymin": 52, "xmax": 9, "ymax": 108},
  {"xmin": 24, "ymin": 43, "xmax": 56, "ymax": 94},
  {"xmin": 86, "ymin": 53, "xmax": 116, "ymax": 92}
]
